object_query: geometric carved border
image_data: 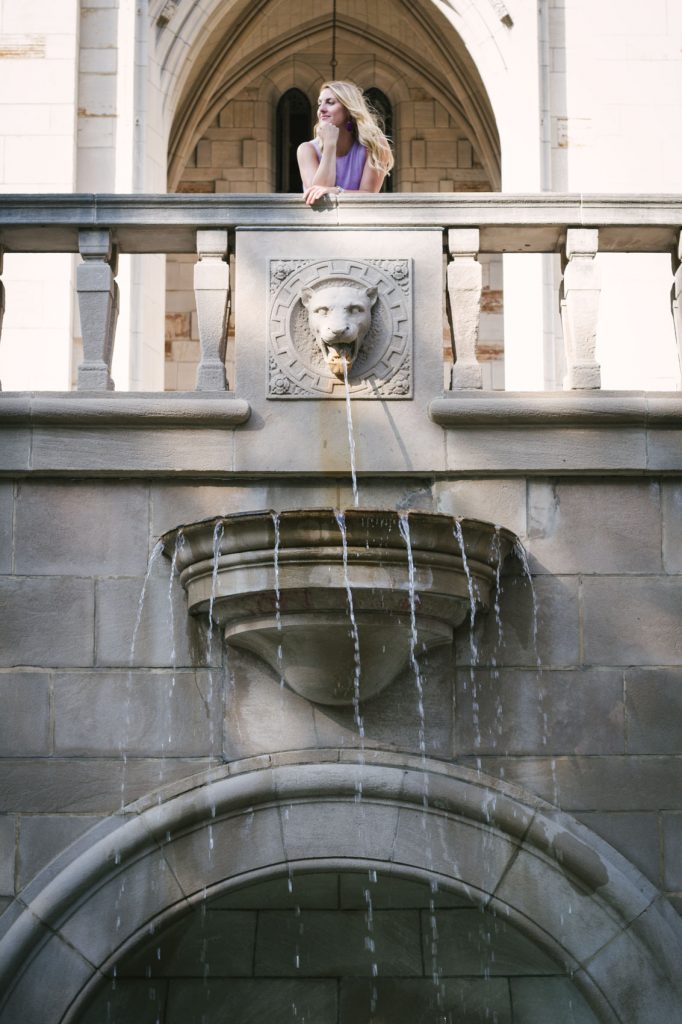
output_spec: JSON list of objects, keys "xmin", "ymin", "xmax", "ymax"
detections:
[{"xmin": 268, "ymin": 258, "xmax": 412, "ymax": 399}]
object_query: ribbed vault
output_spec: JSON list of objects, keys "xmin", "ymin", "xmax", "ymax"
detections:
[{"xmin": 163, "ymin": 0, "xmax": 501, "ymax": 190}]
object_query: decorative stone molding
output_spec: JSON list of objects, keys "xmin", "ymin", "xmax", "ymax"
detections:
[
  {"xmin": 428, "ymin": 391, "xmax": 682, "ymax": 426},
  {"xmin": 1, "ymin": 753, "xmax": 680, "ymax": 1024},
  {"xmin": 268, "ymin": 259, "xmax": 412, "ymax": 398},
  {"xmin": 156, "ymin": 0, "xmax": 180, "ymax": 26},
  {"xmin": 0, "ymin": 392, "xmax": 251, "ymax": 426},
  {"xmin": 560, "ymin": 227, "xmax": 602, "ymax": 390},
  {"xmin": 447, "ymin": 228, "xmax": 484, "ymax": 389},
  {"xmin": 76, "ymin": 230, "xmax": 118, "ymax": 391},
  {"xmin": 672, "ymin": 230, "xmax": 682, "ymax": 380},
  {"xmin": 194, "ymin": 229, "xmax": 230, "ymax": 391},
  {"xmin": 487, "ymin": 0, "xmax": 514, "ymax": 25},
  {"xmin": 1, "ymin": 195, "xmax": 681, "ymax": 253}
]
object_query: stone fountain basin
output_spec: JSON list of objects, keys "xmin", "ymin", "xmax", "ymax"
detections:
[{"xmin": 162, "ymin": 508, "xmax": 515, "ymax": 706}]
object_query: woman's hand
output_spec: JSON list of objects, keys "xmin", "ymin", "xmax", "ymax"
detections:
[
  {"xmin": 303, "ymin": 184, "xmax": 341, "ymax": 206},
  {"xmin": 317, "ymin": 122, "xmax": 339, "ymax": 148}
]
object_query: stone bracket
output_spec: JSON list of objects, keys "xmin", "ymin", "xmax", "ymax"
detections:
[
  {"xmin": 447, "ymin": 228, "xmax": 483, "ymax": 390},
  {"xmin": 194, "ymin": 229, "xmax": 230, "ymax": 392},
  {"xmin": 560, "ymin": 227, "xmax": 602, "ymax": 390},
  {"xmin": 672, "ymin": 230, "xmax": 682, "ymax": 383},
  {"xmin": 76, "ymin": 229, "xmax": 118, "ymax": 392}
]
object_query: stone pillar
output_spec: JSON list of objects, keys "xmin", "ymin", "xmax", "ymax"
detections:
[
  {"xmin": 672, "ymin": 230, "xmax": 682, "ymax": 382},
  {"xmin": 560, "ymin": 228, "xmax": 601, "ymax": 390},
  {"xmin": 447, "ymin": 228, "xmax": 483, "ymax": 390},
  {"xmin": 194, "ymin": 230, "xmax": 230, "ymax": 391},
  {"xmin": 0, "ymin": 248, "xmax": 4, "ymax": 392},
  {"xmin": 76, "ymin": 230, "xmax": 119, "ymax": 391}
]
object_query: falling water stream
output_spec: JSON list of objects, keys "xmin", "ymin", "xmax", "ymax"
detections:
[
  {"xmin": 333, "ymin": 511, "xmax": 365, "ymax": 762},
  {"xmin": 121, "ymin": 540, "xmax": 164, "ymax": 813},
  {"xmin": 334, "ymin": 510, "xmax": 379, "ymax": 994},
  {"xmin": 114, "ymin": 538, "xmax": 168, "ymax": 1011},
  {"xmin": 341, "ymin": 357, "xmax": 359, "ymax": 507},
  {"xmin": 204, "ymin": 519, "xmax": 225, "ymax": 857},
  {"xmin": 453, "ymin": 519, "xmax": 481, "ymax": 761},
  {"xmin": 397, "ymin": 513, "xmax": 427, "ymax": 773},
  {"xmin": 513, "ymin": 538, "xmax": 556, "ymax": 800},
  {"xmin": 489, "ymin": 527, "xmax": 506, "ymax": 741},
  {"xmin": 127, "ymin": 429, "xmax": 545, "ymax": 1019},
  {"xmin": 272, "ymin": 512, "xmax": 285, "ymax": 688},
  {"xmin": 398, "ymin": 512, "xmax": 448, "ymax": 1010},
  {"xmin": 161, "ymin": 532, "xmax": 184, "ymax": 793}
]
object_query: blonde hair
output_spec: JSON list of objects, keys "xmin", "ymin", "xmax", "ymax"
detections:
[{"xmin": 314, "ymin": 80, "xmax": 394, "ymax": 175}]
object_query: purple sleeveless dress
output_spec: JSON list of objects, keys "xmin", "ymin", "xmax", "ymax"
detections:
[{"xmin": 311, "ymin": 139, "xmax": 367, "ymax": 189}]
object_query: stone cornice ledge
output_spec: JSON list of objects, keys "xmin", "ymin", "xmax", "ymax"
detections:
[
  {"xmin": 429, "ymin": 391, "xmax": 682, "ymax": 426},
  {"xmin": 0, "ymin": 392, "xmax": 251, "ymax": 427}
]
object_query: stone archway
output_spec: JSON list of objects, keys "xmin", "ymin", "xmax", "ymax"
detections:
[
  {"xmin": 165, "ymin": 0, "xmax": 501, "ymax": 191},
  {"xmin": 161, "ymin": 0, "xmax": 507, "ymax": 392},
  {"xmin": 0, "ymin": 751, "xmax": 680, "ymax": 1023}
]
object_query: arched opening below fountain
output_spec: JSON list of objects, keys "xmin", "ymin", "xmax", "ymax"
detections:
[
  {"xmin": 77, "ymin": 869, "xmax": 598, "ymax": 1024},
  {"xmin": 1, "ymin": 755, "xmax": 679, "ymax": 1024}
]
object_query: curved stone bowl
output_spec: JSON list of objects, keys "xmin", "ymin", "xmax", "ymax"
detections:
[{"xmin": 161, "ymin": 508, "xmax": 516, "ymax": 706}]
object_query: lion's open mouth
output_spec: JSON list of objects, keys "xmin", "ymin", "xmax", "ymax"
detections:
[{"xmin": 325, "ymin": 342, "xmax": 357, "ymax": 378}]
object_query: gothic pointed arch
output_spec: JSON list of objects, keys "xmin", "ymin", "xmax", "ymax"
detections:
[{"xmin": 164, "ymin": 0, "xmax": 502, "ymax": 191}]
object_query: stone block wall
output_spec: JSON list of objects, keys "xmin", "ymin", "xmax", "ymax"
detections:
[
  {"xmin": 77, "ymin": 871, "xmax": 596, "ymax": 1023},
  {"xmin": 0, "ymin": 470, "xmax": 680, "ymax": 922}
]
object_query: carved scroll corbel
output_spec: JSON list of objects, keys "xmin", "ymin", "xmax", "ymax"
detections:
[
  {"xmin": 76, "ymin": 229, "xmax": 118, "ymax": 391},
  {"xmin": 560, "ymin": 228, "xmax": 601, "ymax": 390},
  {"xmin": 447, "ymin": 228, "xmax": 483, "ymax": 390},
  {"xmin": 672, "ymin": 230, "xmax": 682, "ymax": 383},
  {"xmin": 194, "ymin": 230, "xmax": 230, "ymax": 391}
]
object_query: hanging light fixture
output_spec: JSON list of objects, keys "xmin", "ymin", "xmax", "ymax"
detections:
[{"xmin": 330, "ymin": 0, "xmax": 337, "ymax": 78}]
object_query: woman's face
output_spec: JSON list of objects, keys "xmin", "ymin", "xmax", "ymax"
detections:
[{"xmin": 317, "ymin": 88, "xmax": 348, "ymax": 127}]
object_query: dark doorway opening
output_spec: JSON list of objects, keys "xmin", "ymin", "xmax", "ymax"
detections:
[{"xmin": 276, "ymin": 88, "xmax": 312, "ymax": 192}]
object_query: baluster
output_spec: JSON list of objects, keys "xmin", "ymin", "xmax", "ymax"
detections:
[
  {"xmin": 447, "ymin": 228, "xmax": 483, "ymax": 389},
  {"xmin": 672, "ymin": 230, "xmax": 682, "ymax": 381},
  {"xmin": 76, "ymin": 229, "xmax": 118, "ymax": 391},
  {"xmin": 560, "ymin": 227, "xmax": 601, "ymax": 389},
  {"xmin": 194, "ymin": 229, "xmax": 230, "ymax": 391},
  {"xmin": 0, "ymin": 247, "xmax": 4, "ymax": 392}
]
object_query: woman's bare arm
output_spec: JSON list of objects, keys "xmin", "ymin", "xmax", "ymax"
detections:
[
  {"xmin": 297, "ymin": 126, "xmax": 386, "ymax": 204},
  {"xmin": 356, "ymin": 161, "xmax": 386, "ymax": 194}
]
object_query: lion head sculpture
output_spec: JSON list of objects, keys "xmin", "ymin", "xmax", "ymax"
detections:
[{"xmin": 300, "ymin": 282, "xmax": 378, "ymax": 378}]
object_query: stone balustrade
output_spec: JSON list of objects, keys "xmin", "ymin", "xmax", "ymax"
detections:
[{"xmin": 0, "ymin": 193, "xmax": 680, "ymax": 397}]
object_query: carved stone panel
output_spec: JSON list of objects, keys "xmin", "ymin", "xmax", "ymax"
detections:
[{"xmin": 268, "ymin": 258, "xmax": 412, "ymax": 398}]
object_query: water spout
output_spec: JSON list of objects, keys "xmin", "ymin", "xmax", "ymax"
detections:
[{"xmin": 341, "ymin": 356, "xmax": 359, "ymax": 507}]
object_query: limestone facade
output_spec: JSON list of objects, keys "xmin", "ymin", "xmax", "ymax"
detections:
[
  {"xmin": 1, "ymin": 1, "xmax": 682, "ymax": 1020},
  {"xmin": 1, "ymin": 456, "xmax": 682, "ymax": 1020}
]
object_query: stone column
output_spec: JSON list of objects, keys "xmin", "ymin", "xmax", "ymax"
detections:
[
  {"xmin": 0, "ymin": 247, "xmax": 4, "ymax": 392},
  {"xmin": 672, "ymin": 230, "xmax": 682, "ymax": 382},
  {"xmin": 194, "ymin": 230, "xmax": 230, "ymax": 391},
  {"xmin": 560, "ymin": 227, "xmax": 601, "ymax": 390},
  {"xmin": 76, "ymin": 230, "xmax": 118, "ymax": 391},
  {"xmin": 447, "ymin": 228, "xmax": 483, "ymax": 390}
]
